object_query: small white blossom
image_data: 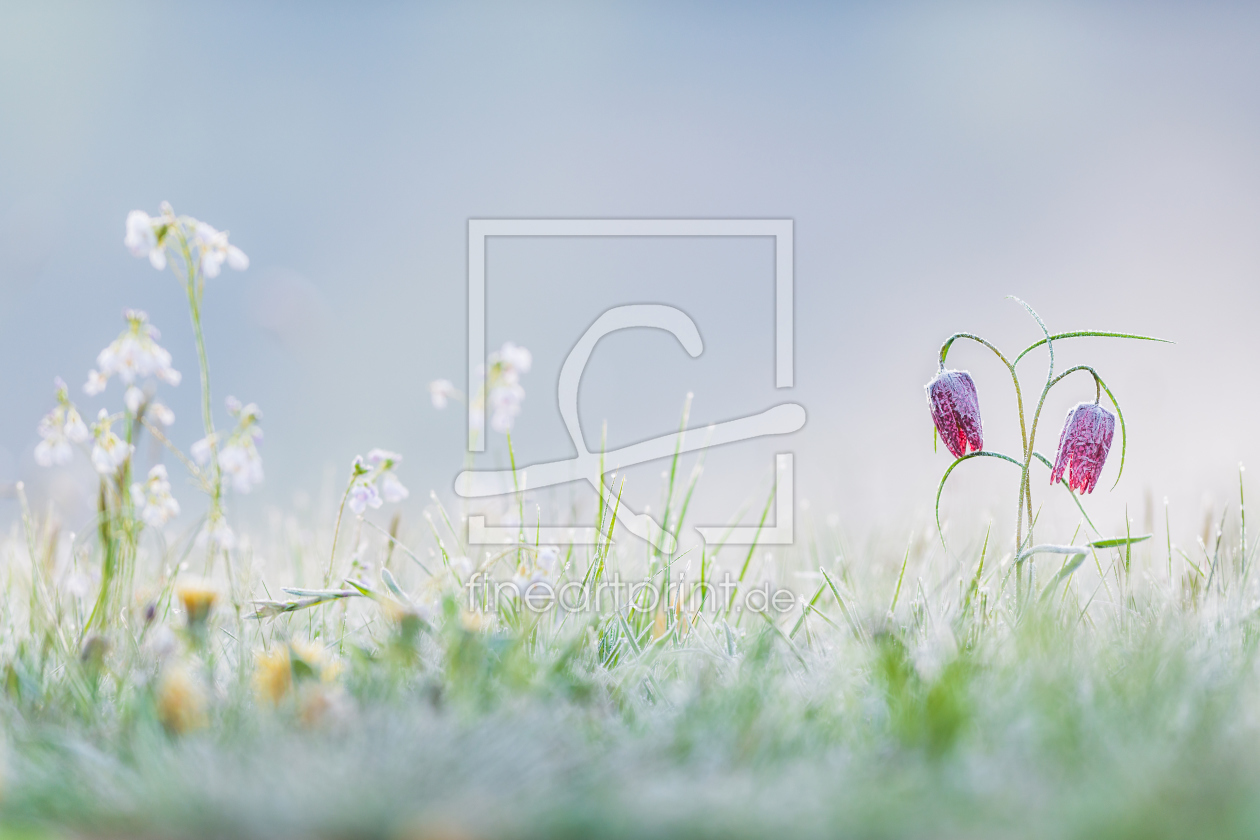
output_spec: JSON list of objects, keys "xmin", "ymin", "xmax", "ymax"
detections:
[
  {"xmin": 148, "ymin": 402, "xmax": 175, "ymax": 426},
  {"xmin": 35, "ymin": 378, "xmax": 91, "ymax": 467},
  {"xmin": 489, "ymin": 381, "xmax": 525, "ymax": 434},
  {"xmin": 429, "ymin": 379, "xmax": 457, "ymax": 409},
  {"xmin": 380, "ymin": 471, "xmax": 409, "ymax": 503},
  {"xmin": 482, "ymin": 342, "xmax": 531, "ymax": 434},
  {"xmin": 498, "ymin": 342, "xmax": 532, "ymax": 374},
  {"xmin": 537, "ymin": 546, "xmax": 559, "ymax": 573},
  {"xmin": 124, "ymin": 210, "xmax": 168, "ymax": 270},
  {"xmin": 199, "ymin": 398, "xmax": 264, "ymax": 494},
  {"xmin": 131, "ymin": 464, "xmax": 180, "ymax": 527},
  {"xmin": 84, "ymin": 369, "xmax": 107, "ymax": 396},
  {"xmin": 190, "ymin": 436, "xmax": 214, "ymax": 466},
  {"xmin": 511, "ymin": 562, "xmax": 554, "ymax": 598},
  {"xmin": 89, "ymin": 309, "xmax": 180, "ymax": 393},
  {"xmin": 346, "ymin": 449, "xmax": 409, "ymax": 512},
  {"xmin": 90, "ymin": 409, "xmax": 133, "ymax": 475},
  {"xmin": 198, "ymin": 514, "xmax": 236, "ymax": 550},
  {"xmin": 366, "ymin": 448, "xmax": 401, "ymax": 468},
  {"xmin": 219, "ymin": 437, "xmax": 264, "ymax": 494},
  {"xmin": 125, "ymin": 386, "xmax": 144, "ymax": 414},
  {"xmin": 348, "ymin": 480, "xmax": 382, "ymax": 515},
  {"xmin": 194, "ymin": 221, "xmax": 248, "ymax": 278}
]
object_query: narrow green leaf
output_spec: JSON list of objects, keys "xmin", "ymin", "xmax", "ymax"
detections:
[
  {"xmin": 1088, "ymin": 534, "xmax": 1152, "ymax": 549},
  {"xmin": 1013, "ymin": 331, "xmax": 1173, "ymax": 366}
]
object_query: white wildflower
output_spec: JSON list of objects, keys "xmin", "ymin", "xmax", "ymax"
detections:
[
  {"xmin": 192, "ymin": 399, "xmax": 263, "ymax": 492},
  {"xmin": 537, "ymin": 546, "xmax": 559, "ymax": 573},
  {"xmin": 125, "ymin": 385, "xmax": 144, "ymax": 414},
  {"xmin": 190, "ymin": 435, "xmax": 214, "ymax": 466},
  {"xmin": 380, "ymin": 471, "xmax": 409, "ymax": 503},
  {"xmin": 218, "ymin": 398, "xmax": 264, "ymax": 493},
  {"xmin": 346, "ymin": 449, "xmax": 408, "ymax": 511},
  {"xmin": 219, "ymin": 437, "xmax": 264, "ymax": 494},
  {"xmin": 348, "ymin": 480, "xmax": 382, "ymax": 515},
  {"xmin": 366, "ymin": 448, "xmax": 401, "ymax": 469},
  {"xmin": 429, "ymin": 379, "xmax": 457, "ymax": 409},
  {"xmin": 84, "ymin": 369, "xmax": 107, "ymax": 395},
  {"xmin": 131, "ymin": 464, "xmax": 180, "ymax": 527},
  {"xmin": 194, "ymin": 221, "xmax": 248, "ymax": 278},
  {"xmin": 482, "ymin": 342, "xmax": 530, "ymax": 434},
  {"xmin": 124, "ymin": 210, "xmax": 168, "ymax": 270},
  {"xmin": 35, "ymin": 378, "xmax": 90, "ymax": 467},
  {"xmin": 489, "ymin": 381, "xmax": 525, "ymax": 434},
  {"xmin": 511, "ymin": 561, "xmax": 554, "ymax": 599},
  {"xmin": 90, "ymin": 409, "xmax": 133, "ymax": 475},
  {"xmin": 198, "ymin": 514, "xmax": 236, "ymax": 550},
  {"xmin": 89, "ymin": 309, "xmax": 181, "ymax": 393},
  {"xmin": 498, "ymin": 342, "xmax": 532, "ymax": 374},
  {"xmin": 148, "ymin": 402, "xmax": 175, "ymax": 426}
]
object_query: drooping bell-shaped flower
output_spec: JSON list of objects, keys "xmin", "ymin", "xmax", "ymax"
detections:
[
  {"xmin": 925, "ymin": 369, "xmax": 984, "ymax": 458},
  {"xmin": 1050, "ymin": 402, "xmax": 1115, "ymax": 494}
]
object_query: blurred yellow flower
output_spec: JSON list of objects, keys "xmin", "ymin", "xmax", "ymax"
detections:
[
  {"xmin": 176, "ymin": 578, "xmax": 218, "ymax": 627},
  {"xmin": 156, "ymin": 665, "xmax": 207, "ymax": 734},
  {"xmin": 254, "ymin": 647, "xmax": 292, "ymax": 705}
]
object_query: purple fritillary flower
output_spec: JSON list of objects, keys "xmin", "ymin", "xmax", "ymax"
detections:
[
  {"xmin": 1050, "ymin": 402, "xmax": 1115, "ymax": 494},
  {"xmin": 925, "ymin": 369, "xmax": 984, "ymax": 459}
]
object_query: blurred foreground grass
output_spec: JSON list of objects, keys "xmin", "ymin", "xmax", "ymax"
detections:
[{"xmin": 1, "ymin": 490, "xmax": 1258, "ymax": 840}]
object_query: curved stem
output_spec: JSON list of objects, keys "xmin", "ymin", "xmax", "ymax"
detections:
[
  {"xmin": 935, "ymin": 450, "xmax": 1024, "ymax": 550},
  {"xmin": 1009, "ymin": 298, "xmax": 1053, "ymax": 559},
  {"xmin": 940, "ymin": 332, "xmax": 1030, "ymax": 551},
  {"xmin": 325, "ymin": 481, "xmax": 354, "ymax": 588},
  {"xmin": 939, "ymin": 332, "xmax": 1012, "ymax": 369}
]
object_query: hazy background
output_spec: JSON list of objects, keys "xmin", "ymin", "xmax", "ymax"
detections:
[{"xmin": 2, "ymin": 1, "xmax": 1258, "ymax": 550}]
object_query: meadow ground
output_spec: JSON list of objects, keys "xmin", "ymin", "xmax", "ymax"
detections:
[{"xmin": 1, "ymin": 483, "xmax": 1258, "ymax": 840}]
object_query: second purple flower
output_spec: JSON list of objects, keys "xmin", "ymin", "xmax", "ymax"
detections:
[{"xmin": 1050, "ymin": 402, "xmax": 1115, "ymax": 494}]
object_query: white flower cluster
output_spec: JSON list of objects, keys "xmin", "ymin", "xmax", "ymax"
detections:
[
  {"xmin": 125, "ymin": 203, "xmax": 248, "ymax": 278},
  {"xmin": 486, "ymin": 342, "xmax": 531, "ymax": 433},
  {"xmin": 347, "ymin": 448, "xmax": 410, "ymax": 515},
  {"xmin": 34, "ymin": 378, "xmax": 90, "ymax": 467},
  {"xmin": 429, "ymin": 341, "xmax": 531, "ymax": 435},
  {"xmin": 193, "ymin": 397, "xmax": 264, "ymax": 494},
  {"xmin": 85, "ymin": 309, "xmax": 181, "ymax": 395},
  {"xmin": 131, "ymin": 464, "xmax": 180, "ymax": 527}
]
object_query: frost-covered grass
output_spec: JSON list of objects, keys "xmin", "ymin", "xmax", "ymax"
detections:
[
  {"xmin": 2, "ymin": 493, "xmax": 1260, "ymax": 840},
  {"xmin": 3, "ymin": 206, "xmax": 1258, "ymax": 839}
]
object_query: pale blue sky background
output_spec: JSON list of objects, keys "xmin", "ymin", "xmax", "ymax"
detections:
[{"xmin": 2, "ymin": 1, "xmax": 1258, "ymax": 545}]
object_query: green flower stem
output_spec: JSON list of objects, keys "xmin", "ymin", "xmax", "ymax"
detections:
[
  {"xmin": 938, "ymin": 332, "xmax": 1031, "ymax": 558},
  {"xmin": 325, "ymin": 479, "xmax": 355, "ymax": 588},
  {"xmin": 169, "ymin": 224, "xmax": 225, "ymax": 572}
]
